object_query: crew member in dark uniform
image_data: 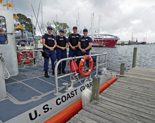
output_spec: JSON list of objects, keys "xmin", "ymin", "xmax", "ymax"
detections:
[
  {"xmin": 68, "ymin": 26, "xmax": 81, "ymax": 58},
  {"xmin": 0, "ymin": 28, "xmax": 7, "ymax": 44},
  {"xmin": 78, "ymin": 28, "xmax": 93, "ymax": 66},
  {"xmin": 56, "ymin": 29, "xmax": 68, "ymax": 74},
  {"xmin": 42, "ymin": 26, "xmax": 57, "ymax": 77}
]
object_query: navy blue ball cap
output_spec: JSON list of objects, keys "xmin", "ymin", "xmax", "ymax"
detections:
[
  {"xmin": 83, "ymin": 28, "xmax": 88, "ymax": 32},
  {"xmin": 47, "ymin": 26, "xmax": 53, "ymax": 30},
  {"xmin": 73, "ymin": 26, "xmax": 77, "ymax": 29},
  {"xmin": 59, "ymin": 29, "xmax": 64, "ymax": 33}
]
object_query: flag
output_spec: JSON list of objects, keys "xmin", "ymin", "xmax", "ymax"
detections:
[
  {"xmin": 3, "ymin": 3, "xmax": 13, "ymax": 8},
  {"xmin": 13, "ymin": 14, "xmax": 19, "ymax": 19},
  {"xmin": 0, "ymin": 0, "xmax": 3, "ymax": 4},
  {"xmin": 15, "ymin": 25, "xmax": 23, "ymax": 30}
]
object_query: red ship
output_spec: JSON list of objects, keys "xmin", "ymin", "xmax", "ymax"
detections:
[
  {"xmin": 141, "ymin": 41, "xmax": 147, "ymax": 44},
  {"xmin": 92, "ymin": 34, "xmax": 120, "ymax": 47}
]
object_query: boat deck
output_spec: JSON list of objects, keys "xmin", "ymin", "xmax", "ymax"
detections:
[
  {"xmin": 68, "ymin": 67, "xmax": 155, "ymax": 123},
  {"xmin": 0, "ymin": 62, "xmax": 101, "ymax": 122}
]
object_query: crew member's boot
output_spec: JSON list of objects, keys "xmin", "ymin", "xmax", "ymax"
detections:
[
  {"xmin": 62, "ymin": 68, "xmax": 66, "ymax": 74},
  {"xmin": 58, "ymin": 69, "xmax": 61, "ymax": 74},
  {"xmin": 44, "ymin": 70, "xmax": 49, "ymax": 78},
  {"xmin": 52, "ymin": 69, "xmax": 55, "ymax": 75}
]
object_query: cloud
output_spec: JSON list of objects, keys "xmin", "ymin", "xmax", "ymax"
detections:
[{"xmin": 0, "ymin": 0, "xmax": 155, "ymax": 42}]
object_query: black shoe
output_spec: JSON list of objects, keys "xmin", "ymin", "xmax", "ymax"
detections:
[
  {"xmin": 52, "ymin": 69, "xmax": 55, "ymax": 75},
  {"xmin": 58, "ymin": 69, "xmax": 61, "ymax": 74},
  {"xmin": 44, "ymin": 70, "xmax": 49, "ymax": 78},
  {"xmin": 62, "ymin": 68, "xmax": 66, "ymax": 74}
]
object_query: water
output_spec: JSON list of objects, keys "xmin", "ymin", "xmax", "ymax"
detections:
[
  {"xmin": 92, "ymin": 44, "xmax": 155, "ymax": 74},
  {"xmin": 20, "ymin": 44, "xmax": 155, "ymax": 74}
]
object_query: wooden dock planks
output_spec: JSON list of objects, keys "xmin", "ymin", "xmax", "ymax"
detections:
[{"xmin": 67, "ymin": 67, "xmax": 155, "ymax": 123}]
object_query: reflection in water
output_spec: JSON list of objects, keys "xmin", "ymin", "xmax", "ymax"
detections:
[{"xmin": 92, "ymin": 45, "xmax": 155, "ymax": 74}]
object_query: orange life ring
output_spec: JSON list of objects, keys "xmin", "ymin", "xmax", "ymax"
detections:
[
  {"xmin": 17, "ymin": 51, "xmax": 33, "ymax": 64},
  {"xmin": 79, "ymin": 55, "xmax": 93, "ymax": 77}
]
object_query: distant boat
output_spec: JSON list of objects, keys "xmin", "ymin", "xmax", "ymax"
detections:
[
  {"xmin": 141, "ymin": 41, "xmax": 147, "ymax": 44},
  {"xmin": 92, "ymin": 34, "xmax": 120, "ymax": 47}
]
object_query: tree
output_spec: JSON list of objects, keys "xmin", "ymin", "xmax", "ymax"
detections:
[
  {"xmin": 53, "ymin": 21, "xmax": 71, "ymax": 36},
  {"xmin": 14, "ymin": 13, "xmax": 35, "ymax": 38}
]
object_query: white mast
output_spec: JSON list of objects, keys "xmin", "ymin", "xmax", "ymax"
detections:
[
  {"xmin": 98, "ymin": 16, "xmax": 101, "ymax": 37},
  {"xmin": 78, "ymin": 13, "xmax": 80, "ymax": 33},
  {"xmin": 6, "ymin": 0, "xmax": 9, "ymax": 10},
  {"xmin": 91, "ymin": 13, "xmax": 94, "ymax": 40},
  {"xmin": 76, "ymin": 20, "xmax": 78, "ymax": 28},
  {"xmin": 41, "ymin": 0, "xmax": 43, "ymax": 28},
  {"xmin": 131, "ymin": 32, "xmax": 134, "ymax": 42},
  {"xmin": 56, "ymin": 14, "xmax": 57, "ymax": 22},
  {"xmin": 30, "ymin": 0, "xmax": 35, "ymax": 58}
]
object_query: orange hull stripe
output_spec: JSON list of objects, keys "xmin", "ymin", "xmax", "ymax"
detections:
[{"xmin": 45, "ymin": 74, "xmax": 117, "ymax": 123}]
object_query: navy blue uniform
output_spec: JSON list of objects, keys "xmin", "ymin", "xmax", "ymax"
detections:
[
  {"xmin": 56, "ymin": 36, "xmax": 68, "ymax": 69},
  {"xmin": 42, "ymin": 34, "xmax": 56, "ymax": 70},
  {"xmin": 0, "ymin": 35, "xmax": 7, "ymax": 44},
  {"xmin": 68, "ymin": 33, "xmax": 81, "ymax": 57},
  {"xmin": 79, "ymin": 36, "xmax": 93, "ymax": 66}
]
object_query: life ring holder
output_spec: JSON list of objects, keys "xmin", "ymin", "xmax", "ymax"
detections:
[
  {"xmin": 79, "ymin": 55, "xmax": 93, "ymax": 77},
  {"xmin": 18, "ymin": 51, "xmax": 33, "ymax": 64}
]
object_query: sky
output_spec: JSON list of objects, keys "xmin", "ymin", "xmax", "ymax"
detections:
[{"xmin": 1, "ymin": 0, "xmax": 155, "ymax": 42}]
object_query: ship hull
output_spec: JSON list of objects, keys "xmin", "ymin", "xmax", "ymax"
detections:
[{"xmin": 93, "ymin": 39, "xmax": 118, "ymax": 47}]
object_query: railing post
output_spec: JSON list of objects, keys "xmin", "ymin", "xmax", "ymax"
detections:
[
  {"xmin": 120, "ymin": 63, "xmax": 125, "ymax": 75},
  {"xmin": 132, "ymin": 47, "xmax": 137, "ymax": 68},
  {"xmin": 54, "ymin": 61, "xmax": 59, "ymax": 95},
  {"xmin": 91, "ymin": 76, "xmax": 100, "ymax": 101}
]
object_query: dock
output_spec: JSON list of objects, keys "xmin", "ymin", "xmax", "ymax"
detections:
[{"xmin": 67, "ymin": 67, "xmax": 155, "ymax": 123}]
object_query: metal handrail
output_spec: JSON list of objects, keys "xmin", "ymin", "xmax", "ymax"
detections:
[{"xmin": 54, "ymin": 53, "xmax": 107, "ymax": 94}]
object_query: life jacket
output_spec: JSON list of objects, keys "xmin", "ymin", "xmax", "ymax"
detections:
[
  {"xmin": 56, "ymin": 36, "xmax": 66, "ymax": 47},
  {"xmin": 69, "ymin": 33, "xmax": 80, "ymax": 46},
  {"xmin": 80, "ymin": 36, "xmax": 91, "ymax": 50},
  {"xmin": 43, "ymin": 34, "xmax": 55, "ymax": 50}
]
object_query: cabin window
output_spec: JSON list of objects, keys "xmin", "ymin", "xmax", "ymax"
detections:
[{"xmin": 0, "ymin": 16, "xmax": 8, "ymax": 44}]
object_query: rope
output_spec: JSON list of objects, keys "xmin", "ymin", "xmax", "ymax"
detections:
[{"xmin": 0, "ymin": 56, "xmax": 10, "ymax": 79}]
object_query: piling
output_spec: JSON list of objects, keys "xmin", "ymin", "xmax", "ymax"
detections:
[
  {"xmin": 120, "ymin": 63, "xmax": 125, "ymax": 75},
  {"xmin": 132, "ymin": 47, "xmax": 137, "ymax": 68},
  {"xmin": 91, "ymin": 76, "xmax": 100, "ymax": 101}
]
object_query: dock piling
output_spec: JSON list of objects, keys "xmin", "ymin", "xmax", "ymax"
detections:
[
  {"xmin": 132, "ymin": 47, "xmax": 137, "ymax": 68},
  {"xmin": 120, "ymin": 63, "xmax": 125, "ymax": 75},
  {"xmin": 91, "ymin": 76, "xmax": 100, "ymax": 101}
]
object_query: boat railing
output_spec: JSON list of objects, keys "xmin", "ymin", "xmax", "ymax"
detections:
[{"xmin": 54, "ymin": 52, "xmax": 107, "ymax": 95}]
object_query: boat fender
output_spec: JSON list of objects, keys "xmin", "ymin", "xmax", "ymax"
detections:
[
  {"xmin": 69, "ymin": 60, "xmax": 79, "ymax": 72},
  {"xmin": 81, "ymin": 88, "xmax": 92, "ymax": 108}
]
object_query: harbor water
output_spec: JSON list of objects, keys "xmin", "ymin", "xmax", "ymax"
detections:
[
  {"xmin": 92, "ymin": 44, "xmax": 155, "ymax": 74},
  {"xmin": 20, "ymin": 44, "xmax": 155, "ymax": 75}
]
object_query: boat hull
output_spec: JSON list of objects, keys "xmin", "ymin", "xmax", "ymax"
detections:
[
  {"xmin": 93, "ymin": 39, "xmax": 118, "ymax": 47},
  {"xmin": 44, "ymin": 74, "xmax": 117, "ymax": 123}
]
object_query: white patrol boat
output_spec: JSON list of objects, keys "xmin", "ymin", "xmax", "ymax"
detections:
[{"xmin": 0, "ymin": 9, "xmax": 117, "ymax": 123}]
